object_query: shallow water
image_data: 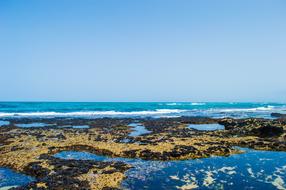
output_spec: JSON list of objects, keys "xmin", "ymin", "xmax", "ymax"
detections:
[
  {"xmin": 72, "ymin": 125, "xmax": 90, "ymax": 129},
  {"xmin": 15, "ymin": 122, "xmax": 49, "ymax": 128},
  {"xmin": 54, "ymin": 148, "xmax": 286, "ymax": 190},
  {"xmin": 54, "ymin": 151, "xmax": 107, "ymax": 161},
  {"xmin": 188, "ymin": 123, "xmax": 225, "ymax": 131},
  {"xmin": 128, "ymin": 123, "xmax": 151, "ymax": 137},
  {"xmin": 0, "ymin": 121, "xmax": 9, "ymax": 127},
  {"xmin": 0, "ymin": 168, "xmax": 34, "ymax": 189}
]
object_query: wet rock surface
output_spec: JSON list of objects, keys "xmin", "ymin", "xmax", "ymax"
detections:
[
  {"xmin": 0, "ymin": 117, "xmax": 286, "ymax": 189},
  {"xmin": 14, "ymin": 156, "xmax": 130, "ymax": 190},
  {"xmin": 271, "ymin": 112, "xmax": 286, "ymax": 118}
]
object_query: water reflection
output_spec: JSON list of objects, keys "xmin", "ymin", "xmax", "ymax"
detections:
[
  {"xmin": 15, "ymin": 123, "xmax": 49, "ymax": 128},
  {"xmin": 0, "ymin": 168, "xmax": 34, "ymax": 189},
  {"xmin": 0, "ymin": 121, "xmax": 9, "ymax": 127},
  {"xmin": 128, "ymin": 123, "xmax": 151, "ymax": 137},
  {"xmin": 188, "ymin": 123, "xmax": 225, "ymax": 131},
  {"xmin": 54, "ymin": 148, "xmax": 286, "ymax": 190}
]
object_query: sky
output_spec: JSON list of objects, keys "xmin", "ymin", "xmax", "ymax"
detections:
[{"xmin": 0, "ymin": 0, "xmax": 285, "ymax": 102}]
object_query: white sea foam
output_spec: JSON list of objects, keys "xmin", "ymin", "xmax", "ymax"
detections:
[
  {"xmin": 166, "ymin": 103, "xmax": 178, "ymax": 106},
  {"xmin": 191, "ymin": 102, "xmax": 206, "ymax": 106},
  {"xmin": 219, "ymin": 106, "xmax": 275, "ymax": 112},
  {"xmin": 0, "ymin": 109, "xmax": 186, "ymax": 118},
  {"xmin": 166, "ymin": 102, "xmax": 206, "ymax": 106}
]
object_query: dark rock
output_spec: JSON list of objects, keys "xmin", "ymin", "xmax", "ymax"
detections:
[
  {"xmin": 23, "ymin": 162, "xmax": 50, "ymax": 178},
  {"xmin": 139, "ymin": 150, "xmax": 162, "ymax": 160},
  {"xmin": 271, "ymin": 113, "xmax": 286, "ymax": 118},
  {"xmin": 123, "ymin": 149, "xmax": 138, "ymax": 158},
  {"xmin": 253, "ymin": 125, "xmax": 284, "ymax": 137}
]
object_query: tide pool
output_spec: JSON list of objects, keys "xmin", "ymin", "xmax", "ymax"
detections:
[
  {"xmin": 0, "ymin": 168, "xmax": 34, "ymax": 189},
  {"xmin": 0, "ymin": 121, "xmax": 9, "ymax": 127},
  {"xmin": 54, "ymin": 148, "xmax": 286, "ymax": 190},
  {"xmin": 15, "ymin": 123, "xmax": 49, "ymax": 128},
  {"xmin": 128, "ymin": 123, "xmax": 151, "ymax": 137},
  {"xmin": 188, "ymin": 123, "xmax": 225, "ymax": 131}
]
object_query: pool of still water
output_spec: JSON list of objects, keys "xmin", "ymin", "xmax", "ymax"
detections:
[
  {"xmin": 0, "ymin": 168, "xmax": 34, "ymax": 189},
  {"xmin": 15, "ymin": 123, "xmax": 50, "ymax": 128},
  {"xmin": 188, "ymin": 123, "xmax": 225, "ymax": 131},
  {"xmin": 128, "ymin": 123, "xmax": 151, "ymax": 137},
  {"xmin": 0, "ymin": 121, "xmax": 9, "ymax": 127},
  {"xmin": 54, "ymin": 148, "xmax": 286, "ymax": 190}
]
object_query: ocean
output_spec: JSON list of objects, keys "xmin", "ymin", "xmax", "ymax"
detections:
[{"xmin": 0, "ymin": 102, "xmax": 285, "ymax": 119}]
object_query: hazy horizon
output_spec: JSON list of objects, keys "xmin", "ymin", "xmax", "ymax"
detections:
[
  {"xmin": 0, "ymin": 101, "xmax": 286, "ymax": 103},
  {"xmin": 1, "ymin": 0, "xmax": 286, "ymax": 102}
]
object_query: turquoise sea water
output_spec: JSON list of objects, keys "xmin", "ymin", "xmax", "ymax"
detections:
[{"xmin": 0, "ymin": 102, "xmax": 286, "ymax": 118}]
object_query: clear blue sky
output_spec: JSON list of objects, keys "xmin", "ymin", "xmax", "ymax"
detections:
[{"xmin": 0, "ymin": 0, "xmax": 285, "ymax": 102}]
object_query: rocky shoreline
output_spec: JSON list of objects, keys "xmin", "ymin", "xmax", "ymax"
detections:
[{"xmin": 0, "ymin": 116, "xmax": 286, "ymax": 189}]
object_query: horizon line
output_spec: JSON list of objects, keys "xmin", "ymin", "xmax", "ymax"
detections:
[{"xmin": 0, "ymin": 101, "xmax": 285, "ymax": 104}]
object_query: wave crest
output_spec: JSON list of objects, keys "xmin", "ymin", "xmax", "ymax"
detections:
[
  {"xmin": 191, "ymin": 102, "xmax": 206, "ymax": 106},
  {"xmin": 219, "ymin": 106, "xmax": 275, "ymax": 112},
  {"xmin": 0, "ymin": 109, "xmax": 186, "ymax": 118}
]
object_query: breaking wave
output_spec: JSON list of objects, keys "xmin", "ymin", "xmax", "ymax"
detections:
[
  {"xmin": 166, "ymin": 102, "xmax": 206, "ymax": 106},
  {"xmin": 0, "ymin": 109, "xmax": 186, "ymax": 118},
  {"xmin": 218, "ymin": 106, "xmax": 275, "ymax": 112},
  {"xmin": 190, "ymin": 102, "xmax": 206, "ymax": 106}
]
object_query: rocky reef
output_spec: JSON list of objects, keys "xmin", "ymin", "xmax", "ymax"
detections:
[
  {"xmin": 0, "ymin": 116, "xmax": 286, "ymax": 189},
  {"xmin": 271, "ymin": 112, "xmax": 286, "ymax": 119}
]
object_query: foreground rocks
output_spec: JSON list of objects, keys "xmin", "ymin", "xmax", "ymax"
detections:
[
  {"xmin": 0, "ymin": 116, "xmax": 285, "ymax": 189},
  {"xmin": 17, "ymin": 156, "xmax": 130, "ymax": 190}
]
